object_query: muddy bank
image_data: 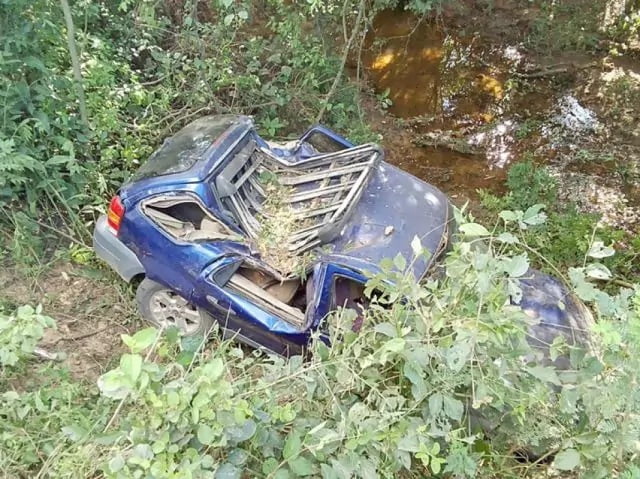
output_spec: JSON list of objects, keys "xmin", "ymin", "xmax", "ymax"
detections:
[{"xmin": 361, "ymin": 8, "xmax": 640, "ymax": 231}]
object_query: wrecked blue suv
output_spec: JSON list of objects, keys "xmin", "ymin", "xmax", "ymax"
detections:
[{"xmin": 93, "ymin": 115, "xmax": 591, "ymax": 356}]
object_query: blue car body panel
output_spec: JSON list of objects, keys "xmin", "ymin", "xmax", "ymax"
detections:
[{"xmin": 95, "ymin": 115, "xmax": 591, "ymax": 355}]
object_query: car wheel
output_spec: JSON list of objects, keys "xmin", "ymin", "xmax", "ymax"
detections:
[{"xmin": 136, "ymin": 278, "xmax": 213, "ymax": 337}]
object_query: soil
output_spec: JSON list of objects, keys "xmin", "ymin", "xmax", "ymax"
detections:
[{"xmin": 0, "ymin": 262, "xmax": 139, "ymax": 381}]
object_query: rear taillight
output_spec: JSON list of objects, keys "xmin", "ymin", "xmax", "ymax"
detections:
[{"xmin": 107, "ymin": 195, "xmax": 125, "ymax": 235}]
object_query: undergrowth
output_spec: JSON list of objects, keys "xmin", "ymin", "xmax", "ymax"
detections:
[
  {"xmin": 2, "ymin": 217, "xmax": 640, "ymax": 478},
  {"xmin": 479, "ymin": 159, "xmax": 640, "ymax": 282}
]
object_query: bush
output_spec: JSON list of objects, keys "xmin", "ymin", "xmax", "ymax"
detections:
[
  {"xmin": 2, "ymin": 220, "xmax": 638, "ymax": 478},
  {"xmin": 504, "ymin": 157, "xmax": 558, "ymax": 211}
]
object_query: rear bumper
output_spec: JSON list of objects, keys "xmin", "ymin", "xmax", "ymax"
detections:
[{"xmin": 93, "ymin": 215, "xmax": 144, "ymax": 281}]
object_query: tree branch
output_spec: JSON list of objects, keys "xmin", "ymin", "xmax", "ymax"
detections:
[
  {"xmin": 60, "ymin": 0, "xmax": 89, "ymax": 129},
  {"xmin": 315, "ymin": 0, "xmax": 365, "ymax": 124}
]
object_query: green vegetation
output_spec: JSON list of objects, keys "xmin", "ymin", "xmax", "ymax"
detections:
[
  {"xmin": 3, "ymin": 221, "xmax": 640, "ymax": 478},
  {"xmin": 2, "ymin": 0, "xmax": 640, "ymax": 478},
  {"xmin": 480, "ymin": 159, "xmax": 640, "ymax": 282}
]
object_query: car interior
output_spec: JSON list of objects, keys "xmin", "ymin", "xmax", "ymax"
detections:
[
  {"xmin": 142, "ymin": 194, "xmax": 238, "ymax": 242},
  {"xmin": 225, "ymin": 265, "xmax": 308, "ymax": 327}
]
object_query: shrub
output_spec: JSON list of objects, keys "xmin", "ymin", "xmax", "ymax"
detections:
[
  {"xmin": 0, "ymin": 304, "xmax": 55, "ymax": 367},
  {"xmin": 3, "ymin": 219, "xmax": 640, "ymax": 477},
  {"xmin": 505, "ymin": 157, "xmax": 558, "ymax": 211}
]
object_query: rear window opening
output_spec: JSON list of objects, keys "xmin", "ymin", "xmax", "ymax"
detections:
[
  {"xmin": 142, "ymin": 194, "xmax": 239, "ymax": 242},
  {"xmin": 217, "ymin": 262, "xmax": 310, "ymax": 328},
  {"xmin": 303, "ymin": 131, "xmax": 346, "ymax": 153}
]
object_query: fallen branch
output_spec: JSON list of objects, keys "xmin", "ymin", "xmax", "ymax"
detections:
[
  {"xmin": 515, "ymin": 62, "xmax": 598, "ymax": 79},
  {"xmin": 413, "ymin": 132, "xmax": 483, "ymax": 155},
  {"xmin": 52, "ymin": 326, "xmax": 111, "ymax": 345}
]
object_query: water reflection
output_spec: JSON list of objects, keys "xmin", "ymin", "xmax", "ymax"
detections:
[
  {"xmin": 365, "ymin": 10, "xmax": 505, "ymax": 120},
  {"xmin": 364, "ymin": 10, "xmax": 514, "ymax": 200}
]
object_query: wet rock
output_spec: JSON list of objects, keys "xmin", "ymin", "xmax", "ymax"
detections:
[{"xmin": 552, "ymin": 95, "xmax": 599, "ymax": 132}]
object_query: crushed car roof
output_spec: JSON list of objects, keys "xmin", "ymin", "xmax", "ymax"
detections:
[{"xmin": 120, "ymin": 115, "xmax": 452, "ymax": 280}]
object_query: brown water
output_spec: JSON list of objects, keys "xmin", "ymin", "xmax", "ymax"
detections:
[
  {"xmin": 365, "ymin": 11, "xmax": 505, "ymax": 121},
  {"xmin": 364, "ymin": 10, "xmax": 513, "ymax": 200}
]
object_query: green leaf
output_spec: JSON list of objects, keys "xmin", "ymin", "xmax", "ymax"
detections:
[
  {"xmin": 121, "ymin": 327, "xmax": 157, "ymax": 353},
  {"xmin": 165, "ymin": 326, "xmax": 180, "ymax": 345},
  {"xmin": 198, "ymin": 424, "xmax": 216, "ymax": 445},
  {"xmin": 97, "ymin": 370, "xmax": 130, "ymax": 399},
  {"xmin": 522, "ymin": 204, "xmax": 547, "ymax": 225},
  {"xmin": 585, "ymin": 263, "xmax": 612, "ymax": 280},
  {"xmin": 459, "ymin": 223, "xmax": 490, "ymax": 237},
  {"xmin": 383, "ymin": 337, "xmax": 406, "ymax": 353},
  {"xmin": 393, "ymin": 253, "xmax": 407, "ymax": 271},
  {"xmin": 108, "ymin": 455, "xmax": 125, "ymax": 473},
  {"xmin": 429, "ymin": 393, "xmax": 443, "ymax": 416},
  {"xmin": 587, "ymin": 241, "xmax": 615, "ymax": 259},
  {"xmin": 504, "ymin": 254, "xmax": 529, "ymax": 278},
  {"xmin": 553, "ymin": 448, "xmax": 581, "ymax": 471},
  {"xmin": 445, "ymin": 340, "xmax": 472, "ymax": 372},
  {"xmin": 263, "ymin": 458, "xmax": 279, "ymax": 475},
  {"xmin": 181, "ymin": 334, "xmax": 204, "ymax": 353},
  {"xmin": 431, "ymin": 456, "xmax": 445, "ymax": 474},
  {"xmin": 443, "ymin": 395, "xmax": 464, "ymax": 421},
  {"xmin": 320, "ymin": 464, "xmax": 338, "ymax": 479},
  {"xmin": 203, "ymin": 358, "xmax": 225, "ymax": 380},
  {"xmin": 499, "ymin": 210, "xmax": 519, "ymax": 222},
  {"xmin": 289, "ymin": 455, "xmax": 314, "ymax": 476},
  {"xmin": 374, "ymin": 322, "xmax": 396, "ymax": 338},
  {"xmin": 283, "ymin": 432, "xmax": 302, "ymax": 460},
  {"xmin": 496, "ymin": 232, "xmax": 519, "ymax": 244},
  {"xmin": 215, "ymin": 463, "xmax": 240, "ymax": 479},
  {"xmin": 120, "ymin": 354, "xmax": 143, "ymax": 383},
  {"xmin": 274, "ymin": 468, "xmax": 291, "ymax": 479},
  {"xmin": 527, "ymin": 365, "xmax": 561, "ymax": 386},
  {"xmin": 61, "ymin": 424, "xmax": 87, "ymax": 441}
]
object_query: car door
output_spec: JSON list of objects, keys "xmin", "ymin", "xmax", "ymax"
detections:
[
  {"xmin": 192, "ymin": 256, "xmax": 309, "ymax": 356},
  {"xmin": 307, "ymin": 263, "xmax": 369, "ymax": 336}
]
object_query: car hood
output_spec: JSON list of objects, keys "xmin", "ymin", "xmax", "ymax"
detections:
[{"xmin": 322, "ymin": 162, "xmax": 452, "ymax": 279}]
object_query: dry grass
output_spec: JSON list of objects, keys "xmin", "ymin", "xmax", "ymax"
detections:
[{"xmin": 254, "ymin": 181, "xmax": 316, "ymax": 277}]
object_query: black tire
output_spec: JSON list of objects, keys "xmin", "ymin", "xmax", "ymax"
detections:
[{"xmin": 135, "ymin": 278, "xmax": 214, "ymax": 337}]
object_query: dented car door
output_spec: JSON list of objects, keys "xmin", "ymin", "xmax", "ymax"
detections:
[{"xmin": 192, "ymin": 256, "xmax": 310, "ymax": 355}]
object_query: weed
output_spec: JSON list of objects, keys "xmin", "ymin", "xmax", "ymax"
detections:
[
  {"xmin": 505, "ymin": 156, "xmax": 557, "ymax": 211},
  {"xmin": 514, "ymin": 118, "xmax": 542, "ymax": 140}
]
